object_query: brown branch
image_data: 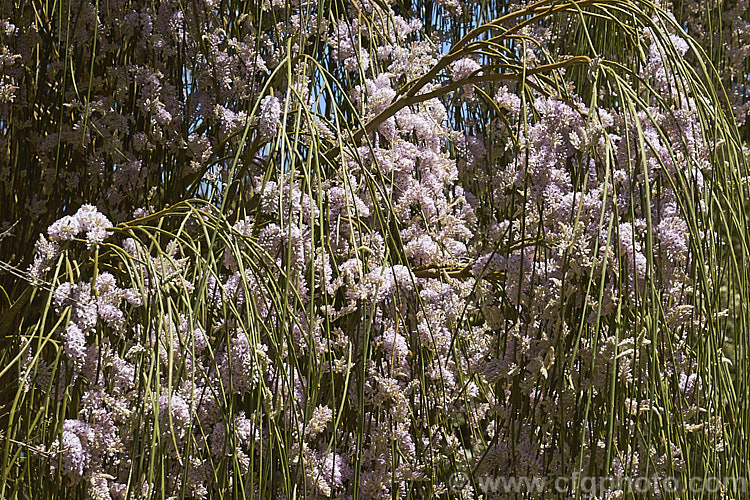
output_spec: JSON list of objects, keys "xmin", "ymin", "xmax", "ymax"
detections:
[{"xmin": 412, "ymin": 263, "xmax": 507, "ymax": 281}]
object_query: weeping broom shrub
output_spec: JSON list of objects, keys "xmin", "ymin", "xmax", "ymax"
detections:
[{"xmin": 1, "ymin": 0, "xmax": 750, "ymax": 498}]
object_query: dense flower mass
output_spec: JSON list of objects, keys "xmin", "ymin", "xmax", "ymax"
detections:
[{"xmin": 2, "ymin": 0, "xmax": 748, "ymax": 498}]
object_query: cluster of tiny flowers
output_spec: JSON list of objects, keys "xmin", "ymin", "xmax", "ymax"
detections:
[
  {"xmin": 47, "ymin": 204, "xmax": 112, "ymax": 248},
  {"xmin": 258, "ymin": 95, "xmax": 282, "ymax": 140},
  {"xmin": 27, "ymin": 235, "xmax": 60, "ymax": 285}
]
